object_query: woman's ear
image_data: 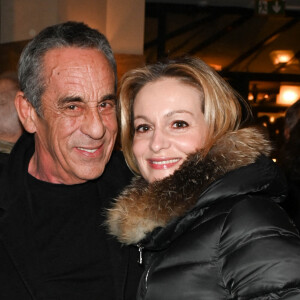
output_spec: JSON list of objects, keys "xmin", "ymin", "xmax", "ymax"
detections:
[{"xmin": 15, "ymin": 92, "xmax": 37, "ymax": 133}]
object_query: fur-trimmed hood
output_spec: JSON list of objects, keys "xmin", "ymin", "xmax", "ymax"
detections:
[{"xmin": 107, "ymin": 127, "xmax": 275, "ymax": 245}]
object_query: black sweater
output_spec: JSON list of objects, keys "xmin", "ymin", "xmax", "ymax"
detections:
[{"xmin": 0, "ymin": 132, "xmax": 143, "ymax": 300}]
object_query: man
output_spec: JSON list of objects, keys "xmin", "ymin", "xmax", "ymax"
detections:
[
  {"xmin": 0, "ymin": 22, "xmax": 142, "ymax": 299},
  {"xmin": 0, "ymin": 75, "xmax": 23, "ymax": 163}
]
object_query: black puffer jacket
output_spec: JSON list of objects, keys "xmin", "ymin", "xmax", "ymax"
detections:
[{"xmin": 107, "ymin": 128, "xmax": 300, "ymax": 300}]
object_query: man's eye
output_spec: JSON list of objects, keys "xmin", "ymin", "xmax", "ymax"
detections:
[
  {"xmin": 68, "ymin": 105, "xmax": 77, "ymax": 110},
  {"xmin": 135, "ymin": 124, "xmax": 150, "ymax": 133},
  {"xmin": 172, "ymin": 121, "xmax": 188, "ymax": 128},
  {"xmin": 99, "ymin": 100, "xmax": 115, "ymax": 111},
  {"xmin": 100, "ymin": 102, "xmax": 108, "ymax": 108}
]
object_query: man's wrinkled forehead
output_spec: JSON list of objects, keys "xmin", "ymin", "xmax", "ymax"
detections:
[
  {"xmin": 43, "ymin": 47, "xmax": 114, "ymax": 76},
  {"xmin": 42, "ymin": 47, "xmax": 115, "ymax": 93}
]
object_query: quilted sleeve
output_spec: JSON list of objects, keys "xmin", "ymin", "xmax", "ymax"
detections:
[{"xmin": 219, "ymin": 196, "xmax": 300, "ymax": 299}]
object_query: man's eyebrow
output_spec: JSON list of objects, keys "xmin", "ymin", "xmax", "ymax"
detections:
[
  {"xmin": 102, "ymin": 93, "xmax": 117, "ymax": 102},
  {"xmin": 57, "ymin": 94, "xmax": 117, "ymax": 106},
  {"xmin": 57, "ymin": 96, "xmax": 83, "ymax": 106}
]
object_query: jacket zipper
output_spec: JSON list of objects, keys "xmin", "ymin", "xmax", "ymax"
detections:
[{"xmin": 137, "ymin": 243, "xmax": 144, "ymax": 265}]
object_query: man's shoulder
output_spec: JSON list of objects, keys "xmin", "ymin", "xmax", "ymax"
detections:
[
  {"xmin": 0, "ymin": 152, "xmax": 9, "ymax": 174},
  {"xmin": 109, "ymin": 150, "xmax": 127, "ymax": 163},
  {"xmin": 100, "ymin": 150, "xmax": 133, "ymax": 185},
  {"xmin": 107, "ymin": 151, "xmax": 132, "ymax": 173},
  {"xmin": 95, "ymin": 151, "xmax": 133, "ymax": 205}
]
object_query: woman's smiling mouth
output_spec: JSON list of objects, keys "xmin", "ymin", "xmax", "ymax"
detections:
[{"xmin": 148, "ymin": 158, "xmax": 181, "ymax": 169}]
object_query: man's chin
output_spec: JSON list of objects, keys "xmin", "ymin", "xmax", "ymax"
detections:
[
  {"xmin": 67, "ymin": 155, "xmax": 111, "ymax": 183},
  {"xmin": 74, "ymin": 167, "xmax": 106, "ymax": 183}
]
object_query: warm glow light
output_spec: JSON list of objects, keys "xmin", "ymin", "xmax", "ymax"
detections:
[
  {"xmin": 277, "ymin": 85, "xmax": 300, "ymax": 105},
  {"xmin": 270, "ymin": 50, "xmax": 295, "ymax": 65},
  {"xmin": 283, "ymin": 91, "xmax": 297, "ymax": 101},
  {"xmin": 269, "ymin": 116, "xmax": 275, "ymax": 123},
  {"xmin": 209, "ymin": 63, "xmax": 222, "ymax": 71},
  {"xmin": 248, "ymin": 93, "xmax": 254, "ymax": 101},
  {"xmin": 278, "ymin": 55, "xmax": 290, "ymax": 63}
]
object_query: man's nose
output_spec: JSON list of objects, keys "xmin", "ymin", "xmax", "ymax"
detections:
[
  {"xmin": 149, "ymin": 129, "xmax": 170, "ymax": 152},
  {"xmin": 81, "ymin": 108, "xmax": 106, "ymax": 139}
]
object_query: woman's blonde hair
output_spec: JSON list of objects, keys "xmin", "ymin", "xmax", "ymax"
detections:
[{"xmin": 118, "ymin": 56, "xmax": 252, "ymax": 175}]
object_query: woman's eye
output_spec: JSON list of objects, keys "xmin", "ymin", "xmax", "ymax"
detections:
[
  {"xmin": 135, "ymin": 124, "xmax": 150, "ymax": 133},
  {"xmin": 172, "ymin": 120, "xmax": 188, "ymax": 128}
]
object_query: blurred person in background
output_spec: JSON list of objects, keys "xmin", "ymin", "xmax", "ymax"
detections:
[
  {"xmin": 0, "ymin": 74, "xmax": 23, "ymax": 163},
  {"xmin": 279, "ymin": 99, "xmax": 300, "ymax": 230},
  {"xmin": 283, "ymin": 99, "xmax": 300, "ymax": 141}
]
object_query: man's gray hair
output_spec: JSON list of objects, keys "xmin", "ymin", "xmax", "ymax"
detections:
[{"xmin": 18, "ymin": 21, "xmax": 117, "ymax": 116}]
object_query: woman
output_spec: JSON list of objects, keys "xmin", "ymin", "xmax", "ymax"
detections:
[{"xmin": 107, "ymin": 56, "xmax": 300, "ymax": 299}]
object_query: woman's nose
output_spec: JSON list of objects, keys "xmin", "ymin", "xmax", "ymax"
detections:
[
  {"xmin": 81, "ymin": 108, "xmax": 106, "ymax": 139},
  {"xmin": 149, "ymin": 129, "xmax": 170, "ymax": 152}
]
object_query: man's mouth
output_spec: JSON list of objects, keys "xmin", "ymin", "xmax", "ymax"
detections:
[
  {"xmin": 75, "ymin": 145, "xmax": 103, "ymax": 157},
  {"xmin": 77, "ymin": 147, "xmax": 98, "ymax": 153}
]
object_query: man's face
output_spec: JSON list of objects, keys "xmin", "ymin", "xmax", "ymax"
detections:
[{"xmin": 30, "ymin": 47, "xmax": 117, "ymax": 184}]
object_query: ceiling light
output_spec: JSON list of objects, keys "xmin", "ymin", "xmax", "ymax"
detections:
[
  {"xmin": 276, "ymin": 85, "xmax": 300, "ymax": 105},
  {"xmin": 270, "ymin": 50, "xmax": 295, "ymax": 65}
]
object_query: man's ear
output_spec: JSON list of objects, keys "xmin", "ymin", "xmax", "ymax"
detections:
[{"xmin": 15, "ymin": 92, "xmax": 38, "ymax": 133}]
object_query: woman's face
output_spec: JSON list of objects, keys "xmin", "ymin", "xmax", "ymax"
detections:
[{"xmin": 132, "ymin": 77, "xmax": 208, "ymax": 183}]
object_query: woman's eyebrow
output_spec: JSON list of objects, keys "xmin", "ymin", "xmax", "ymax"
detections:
[
  {"xmin": 134, "ymin": 114, "xmax": 150, "ymax": 121},
  {"xmin": 165, "ymin": 110, "xmax": 193, "ymax": 117},
  {"xmin": 134, "ymin": 110, "xmax": 193, "ymax": 121}
]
